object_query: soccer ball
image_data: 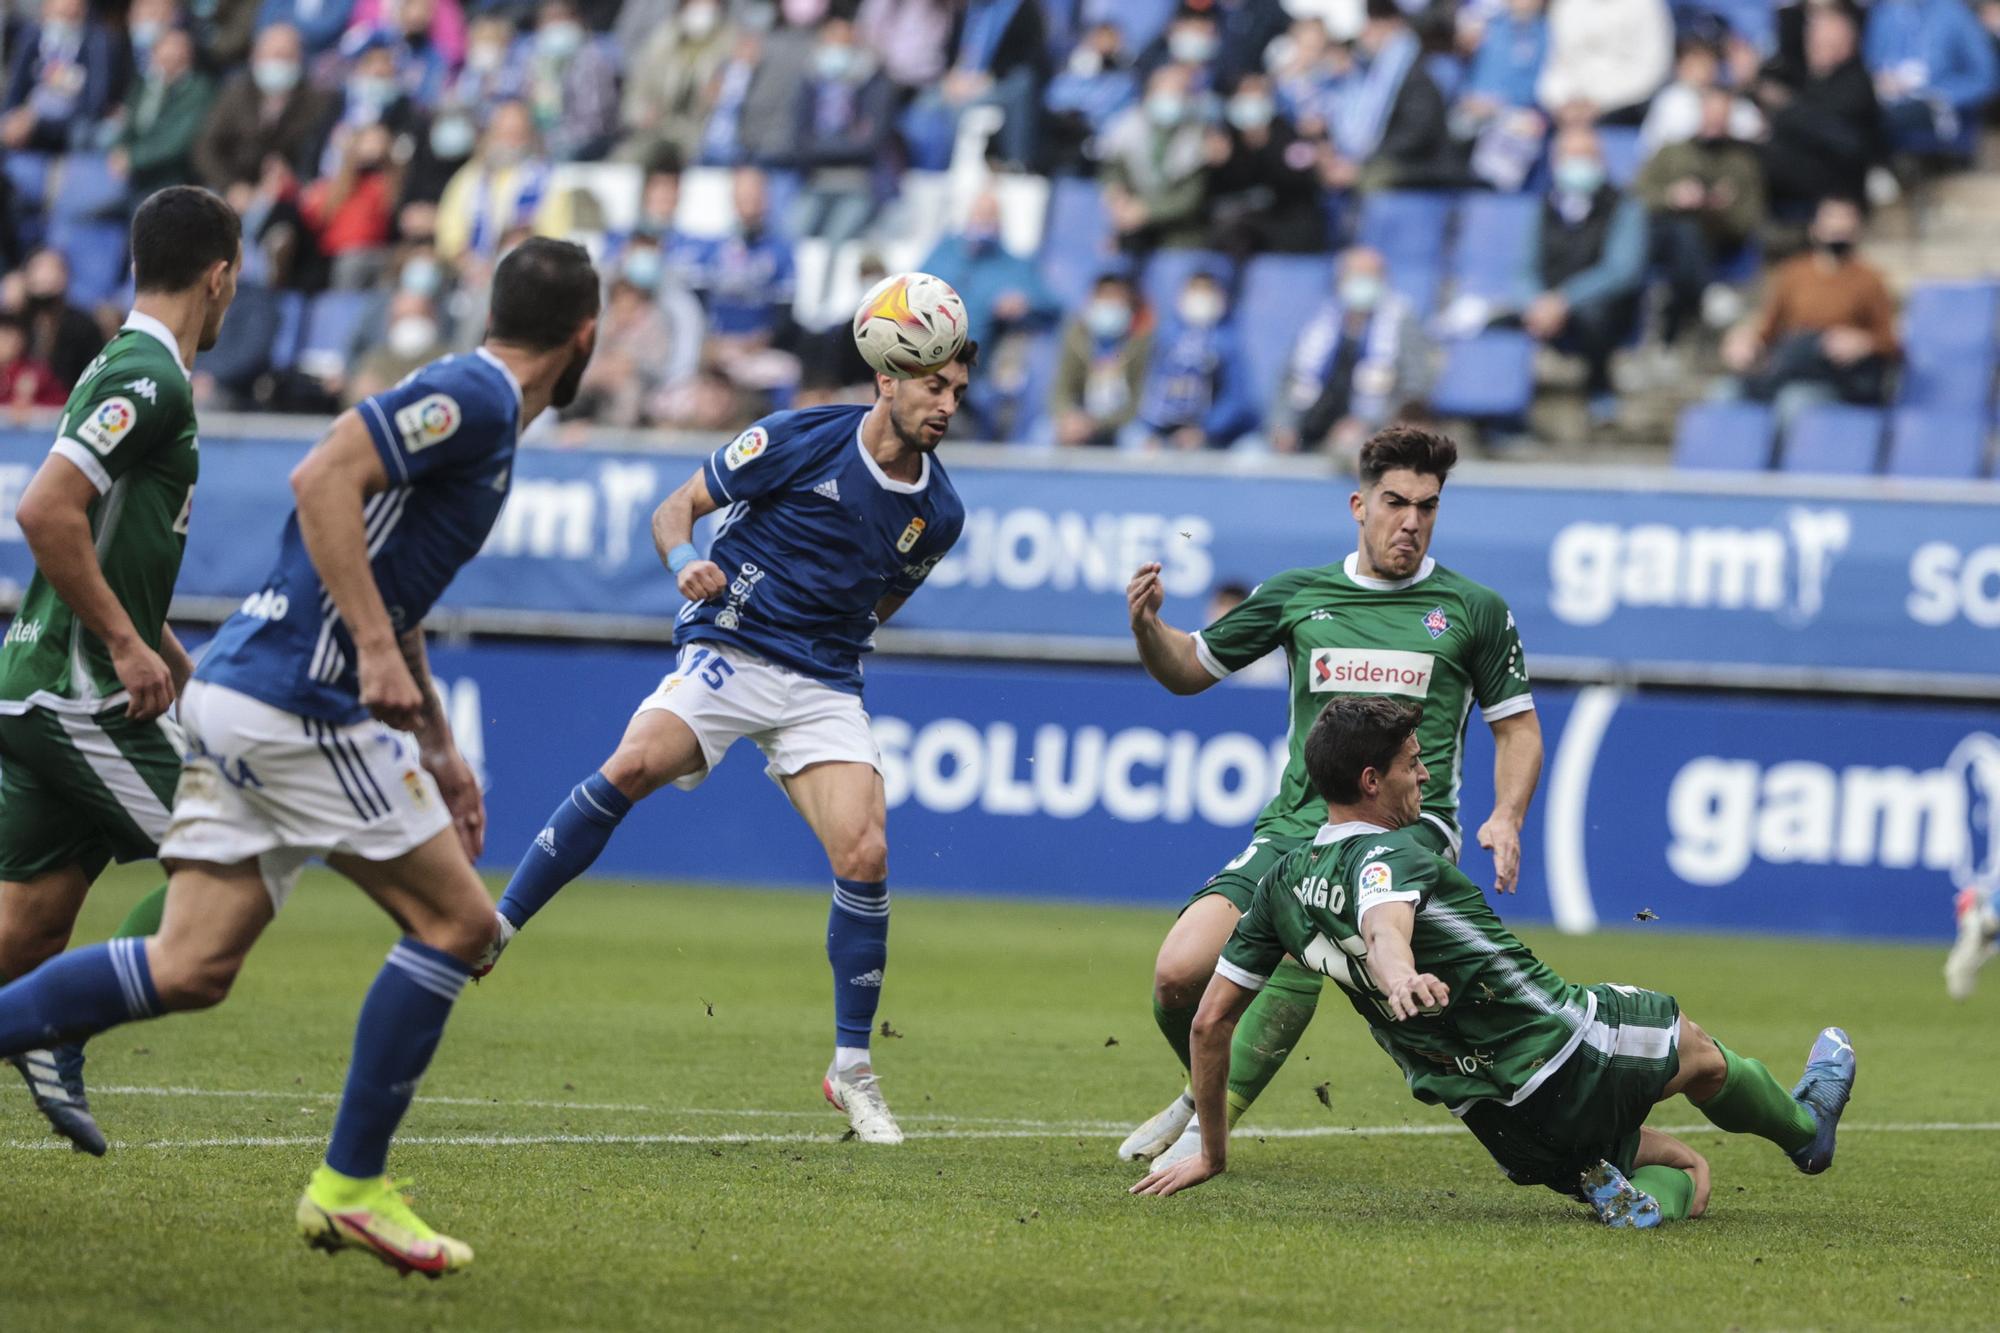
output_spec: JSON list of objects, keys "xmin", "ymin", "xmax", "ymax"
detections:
[{"xmin": 852, "ymin": 272, "xmax": 968, "ymax": 379}]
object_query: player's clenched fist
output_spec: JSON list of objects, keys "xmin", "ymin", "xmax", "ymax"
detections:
[
  {"xmin": 357, "ymin": 647, "xmax": 426, "ymax": 733},
  {"xmin": 677, "ymin": 558, "xmax": 729, "ymax": 602},
  {"xmin": 1127, "ymin": 561, "xmax": 1165, "ymax": 630}
]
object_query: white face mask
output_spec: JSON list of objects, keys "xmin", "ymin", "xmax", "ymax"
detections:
[
  {"xmin": 467, "ymin": 41, "xmax": 505, "ymax": 72},
  {"xmin": 680, "ymin": 1, "xmax": 720, "ymax": 36},
  {"xmin": 1178, "ymin": 289, "xmax": 1224, "ymax": 327},
  {"xmin": 388, "ymin": 315, "xmax": 438, "ymax": 358}
]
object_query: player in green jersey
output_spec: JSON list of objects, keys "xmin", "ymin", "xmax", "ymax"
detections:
[
  {"xmin": 1120, "ymin": 426, "xmax": 1543, "ymax": 1167},
  {"xmin": 1133, "ymin": 697, "xmax": 1857, "ymax": 1228},
  {"xmin": 0, "ymin": 187, "xmax": 240, "ymax": 1153}
]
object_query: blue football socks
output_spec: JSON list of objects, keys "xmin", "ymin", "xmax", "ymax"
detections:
[
  {"xmin": 497, "ymin": 771, "xmax": 633, "ymax": 929},
  {"xmin": 828, "ymin": 878, "xmax": 889, "ymax": 1057},
  {"xmin": 324, "ymin": 938, "xmax": 470, "ymax": 1180},
  {"xmin": 0, "ymin": 938, "xmax": 160, "ymax": 1057}
]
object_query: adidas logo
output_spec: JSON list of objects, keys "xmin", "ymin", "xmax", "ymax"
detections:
[
  {"xmin": 814, "ymin": 479, "xmax": 841, "ymax": 502},
  {"xmin": 847, "ymin": 968, "xmax": 884, "ymax": 988},
  {"xmin": 534, "ymin": 827, "xmax": 557, "ymax": 856}
]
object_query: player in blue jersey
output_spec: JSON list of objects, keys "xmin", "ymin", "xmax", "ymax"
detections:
[
  {"xmin": 0, "ymin": 238, "xmax": 599, "ymax": 1277},
  {"xmin": 482, "ymin": 339, "xmax": 978, "ymax": 1145}
]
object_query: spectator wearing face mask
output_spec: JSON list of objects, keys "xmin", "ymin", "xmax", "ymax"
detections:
[
  {"xmin": 1053, "ymin": 272, "xmax": 1154, "ymax": 446},
  {"xmin": 109, "ymin": 26, "xmax": 214, "ymax": 197},
  {"xmin": 445, "ymin": 16, "xmax": 516, "ymax": 119},
  {"xmin": 1755, "ymin": 3, "xmax": 1881, "ymax": 226},
  {"xmin": 1102, "ymin": 63, "xmax": 1211, "ymax": 253},
  {"xmin": 920, "ymin": 191, "xmax": 1058, "ymax": 353},
  {"xmin": 344, "ymin": 289, "xmax": 447, "ymax": 405},
  {"xmin": 0, "ymin": 0, "xmax": 121, "ymax": 153},
  {"xmin": 1205, "ymin": 71, "xmax": 1327, "ymax": 257},
  {"xmin": 1866, "ymin": 0, "xmax": 2000, "ymax": 153},
  {"xmin": 855, "ymin": 0, "xmax": 953, "ymax": 90},
  {"xmin": 619, "ymin": 0, "xmax": 734, "ymax": 166},
  {"xmin": 519, "ymin": 0, "xmax": 620, "ymax": 162},
  {"xmin": 255, "ymin": 0, "xmax": 356, "ymax": 56},
  {"xmin": 347, "ymin": 0, "xmax": 463, "ymax": 98},
  {"xmin": 1514, "ymin": 124, "xmax": 1646, "ymax": 425},
  {"xmin": 615, "ymin": 152, "xmax": 705, "ymax": 286},
  {"xmin": 1638, "ymin": 86, "xmax": 1764, "ymax": 347},
  {"xmin": 1143, "ymin": 12, "xmax": 1223, "ymax": 90},
  {"xmin": 1325, "ymin": 0, "xmax": 1459, "ymax": 193},
  {"xmin": 787, "ymin": 16, "xmax": 895, "ymax": 246},
  {"xmin": 1044, "ymin": 22, "xmax": 1139, "ymax": 171},
  {"xmin": 124, "ymin": 0, "xmax": 182, "ymax": 88},
  {"xmin": 432, "ymin": 98, "xmax": 575, "ymax": 260},
  {"xmin": 1721, "ymin": 195, "xmax": 1896, "ymax": 418},
  {"xmin": 326, "ymin": 29, "xmax": 420, "ymax": 155},
  {"xmin": 193, "ymin": 23, "xmax": 337, "ymax": 194},
  {"xmin": 401, "ymin": 100, "xmax": 476, "ymax": 206},
  {"xmin": 1122, "ymin": 269, "xmax": 1258, "ymax": 450},
  {"xmin": 1269, "ymin": 247, "xmax": 1430, "ymax": 455},
  {"xmin": 572, "ymin": 263, "xmax": 696, "ymax": 427},
  {"xmin": 303, "ymin": 120, "xmax": 401, "ymax": 287},
  {"xmin": 15, "ymin": 248, "xmax": 105, "ymax": 390}
]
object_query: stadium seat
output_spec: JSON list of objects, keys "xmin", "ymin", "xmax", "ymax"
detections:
[
  {"xmin": 295, "ymin": 290, "xmax": 373, "ymax": 378},
  {"xmin": 1355, "ymin": 191, "xmax": 1455, "ymax": 269},
  {"xmin": 1885, "ymin": 407, "xmax": 1992, "ymax": 479},
  {"xmin": 1671, "ymin": 401, "xmax": 1776, "ymax": 471},
  {"xmin": 1428, "ymin": 330, "xmax": 1535, "ymax": 421},
  {"xmin": 49, "ymin": 153, "xmax": 126, "ymax": 222},
  {"xmin": 1140, "ymin": 248, "xmax": 1233, "ymax": 326},
  {"xmin": 550, "ymin": 161, "xmax": 641, "ymax": 235},
  {"xmin": 201, "ymin": 283, "xmax": 282, "ymax": 392},
  {"xmin": 1239, "ymin": 254, "xmax": 1334, "ymax": 410},
  {"xmin": 1898, "ymin": 281, "xmax": 1999, "ymax": 412},
  {"xmin": 1037, "ymin": 176, "xmax": 1117, "ymax": 310},
  {"xmin": 270, "ymin": 291, "xmax": 307, "ymax": 373},
  {"xmin": 1900, "ymin": 281, "xmax": 1999, "ymax": 349},
  {"xmin": 1597, "ymin": 127, "xmax": 1644, "ymax": 188},
  {"xmin": 1781, "ymin": 403, "xmax": 1884, "ymax": 475},
  {"xmin": 4, "ymin": 151, "xmax": 52, "ymax": 212},
  {"xmin": 676, "ymin": 167, "xmax": 735, "ymax": 239},
  {"xmin": 1447, "ymin": 193, "xmax": 1537, "ymax": 306},
  {"xmin": 48, "ymin": 218, "xmax": 127, "ymax": 308}
]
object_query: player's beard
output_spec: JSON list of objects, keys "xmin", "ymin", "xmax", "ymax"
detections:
[
  {"xmin": 196, "ymin": 297, "xmax": 225, "ymax": 351},
  {"xmin": 891, "ymin": 397, "xmax": 945, "ymax": 454},
  {"xmin": 550, "ymin": 334, "xmax": 596, "ymax": 409}
]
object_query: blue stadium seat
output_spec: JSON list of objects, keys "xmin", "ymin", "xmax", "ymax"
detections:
[
  {"xmin": 1885, "ymin": 407, "xmax": 1991, "ymax": 479},
  {"xmin": 1899, "ymin": 281, "xmax": 1999, "ymax": 411},
  {"xmin": 1448, "ymin": 193, "xmax": 1537, "ymax": 306},
  {"xmin": 200, "ymin": 283, "xmax": 282, "ymax": 392},
  {"xmin": 1902, "ymin": 281, "xmax": 1999, "ymax": 351},
  {"xmin": 1139, "ymin": 248, "xmax": 1233, "ymax": 329},
  {"xmin": 48, "ymin": 219, "xmax": 127, "ymax": 308},
  {"xmin": 1038, "ymin": 176, "xmax": 1117, "ymax": 310},
  {"xmin": 1900, "ymin": 357, "xmax": 1997, "ymax": 413},
  {"xmin": 270, "ymin": 291, "xmax": 307, "ymax": 372},
  {"xmin": 1008, "ymin": 328, "xmax": 1063, "ymax": 446},
  {"xmin": 1782, "ymin": 403, "xmax": 1884, "ymax": 475},
  {"xmin": 1671, "ymin": 401, "xmax": 1775, "ymax": 471},
  {"xmin": 1239, "ymin": 254, "xmax": 1333, "ymax": 411},
  {"xmin": 4, "ymin": 151, "xmax": 52, "ymax": 211},
  {"xmin": 1390, "ymin": 261, "xmax": 1442, "ymax": 317},
  {"xmin": 1429, "ymin": 330, "xmax": 1535, "ymax": 421},
  {"xmin": 50, "ymin": 152, "xmax": 126, "ymax": 222},
  {"xmin": 297, "ymin": 291, "xmax": 372, "ymax": 374},
  {"xmin": 1597, "ymin": 127, "xmax": 1644, "ymax": 188},
  {"xmin": 1356, "ymin": 191, "xmax": 1455, "ymax": 268}
]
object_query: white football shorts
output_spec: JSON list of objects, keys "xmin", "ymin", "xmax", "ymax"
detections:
[
  {"xmin": 634, "ymin": 640, "xmax": 881, "ymax": 791},
  {"xmin": 159, "ymin": 680, "xmax": 451, "ymax": 910}
]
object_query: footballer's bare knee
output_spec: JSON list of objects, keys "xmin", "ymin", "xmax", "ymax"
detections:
[
  {"xmin": 412, "ymin": 895, "xmax": 498, "ymax": 965},
  {"xmin": 603, "ymin": 711, "xmax": 704, "ymax": 801},
  {"xmin": 827, "ymin": 827, "xmax": 888, "ymax": 883},
  {"xmin": 145, "ymin": 938, "xmax": 246, "ymax": 1011},
  {"xmin": 0, "ymin": 867, "xmax": 91, "ymax": 976}
]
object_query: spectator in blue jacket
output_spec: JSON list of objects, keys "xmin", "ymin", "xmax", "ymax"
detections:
[
  {"xmin": 898, "ymin": 0, "xmax": 1049, "ymax": 170},
  {"xmin": 1518, "ymin": 123, "xmax": 1647, "ymax": 424},
  {"xmin": 687, "ymin": 166, "xmax": 796, "ymax": 348},
  {"xmin": 1044, "ymin": 21, "xmax": 1140, "ymax": 170},
  {"xmin": 1122, "ymin": 269, "xmax": 1258, "ymax": 449},
  {"xmin": 788, "ymin": 15, "xmax": 896, "ymax": 246},
  {"xmin": 255, "ymin": 0, "xmax": 355, "ymax": 56},
  {"xmin": 919, "ymin": 190, "xmax": 1058, "ymax": 351},
  {"xmin": 1460, "ymin": 0, "xmax": 1547, "ymax": 111},
  {"xmin": 1865, "ymin": 0, "xmax": 2000, "ymax": 152},
  {"xmin": 513, "ymin": 0, "xmax": 622, "ymax": 162},
  {"xmin": 1, "ymin": 0, "xmax": 122, "ymax": 153}
]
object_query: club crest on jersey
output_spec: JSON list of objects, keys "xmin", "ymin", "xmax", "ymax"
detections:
[
  {"xmin": 724, "ymin": 426, "xmax": 768, "ymax": 470},
  {"xmin": 1423, "ymin": 606, "xmax": 1450, "ymax": 639},
  {"xmin": 77, "ymin": 396, "xmax": 137, "ymax": 453},
  {"xmin": 896, "ymin": 517, "xmax": 926, "ymax": 553},
  {"xmin": 393, "ymin": 393, "xmax": 461, "ymax": 453},
  {"xmin": 403, "ymin": 770, "xmax": 430, "ymax": 809}
]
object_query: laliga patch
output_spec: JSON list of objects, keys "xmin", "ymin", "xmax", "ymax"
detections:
[
  {"xmin": 77, "ymin": 396, "xmax": 137, "ymax": 454},
  {"xmin": 1423, "ymin": 606, "xmax": 1450, "ymax": 639},
  {"xmin": 896, "ymin": 517, "xmax": 926, "ymax": 554},
  {"xmin": 1359, "ymin": 861, "xmax": 1393, "ymax": 898},
  {"xmin": 723, "ymin": 427, "xmax": 768, "ymax": 471},
  {"xmin": 394, "ymin": 393, "xmax": 461, "ymax": 454}
]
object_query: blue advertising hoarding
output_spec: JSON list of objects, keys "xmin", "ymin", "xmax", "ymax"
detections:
[
  {"xmin": 420, "ymin": 641, "xmax": 1994, "ymax": 942},
  {"xmin": 2, "ymin": 429, "xmax": 1996, "ymax": 690}
]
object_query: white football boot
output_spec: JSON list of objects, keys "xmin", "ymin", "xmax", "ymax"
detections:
[
  {"xmin": 471, "ymin": 910, "xmax": 515, "ymax": 979},
  {"xmin": 1117, "ymin": 1092, "xmax": 1195, "ymax": 1162},
  {"xmin": 1945, "ymin": 887, "xmax": 1999, "ymax": 1001},
  {"xmin": 1147, "ymin": 1119, "xmax": 1204, "ymax": 1172},
  {"xmin": 823, "ymin": 1064, "xmax": 905, "ymax": 1144}
]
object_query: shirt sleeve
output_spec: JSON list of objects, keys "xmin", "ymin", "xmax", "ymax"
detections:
[
  {"xmin": 51, "ymin": 374, "xmax": 175, "ymax": 495},
  {"xmin": 1469, "ymin": 590, "xmax": 1535, "ymax": 722},
  {"xmin": 1190, "ymin": 568, "xmax": 1306, "ymax": 680},
  {"xmin": 1354, "ymin": 841, "xmax": 1436, "ymax": 928},
  {"xmin": 701, "ymin": 416, "xmax": 817, "ymax": 507},
  {"xmin": 356, "ymin": 365, "xmax": 511, "ymax": 485},
  {"xmin": 1215, "ymin": 864, "xmax": 1289, "ymax": 991}
]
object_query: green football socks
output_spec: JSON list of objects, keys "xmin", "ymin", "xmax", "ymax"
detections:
[
  {"xmin": 1224, "ymin": 959, "xmax": 1323, "ymax": 1126},
  {"xmin": 1689, "ymin": 1041, "xmax": 1816, "ymax": 1152},
  {"xmin": 112, "ymin": 884, "xmax": 169, "ymax": 941},
  {"xmin": 1630, "ymin": 1165, "xmax": 1695, "ymax": 1221}
]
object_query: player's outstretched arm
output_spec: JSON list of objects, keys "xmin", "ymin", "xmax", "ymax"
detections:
[
  {"xmin": 16, "ymin": 455, "xmax": 174, "ymax": 720},
  {"xmin": 1476, "ymin": 711, "xmax": 1544, "ymax": 894},
  {"xmin": 398, "ymin": 626, "xmax": 485, "ymax": 860},
  {"xmin": 1130, "ymin": 972, "xmax": 1256, "ymax": 1198},
  {"xmin": 1126, "ymin": 562, "xmax": 1215, "ymax": 696},
  {"xmin": 290, "ymin": 412, "xmax": 424, "ymax": 731},
  {"xmin": 1361, "ymin": 902, "xmax": 1449, "ymax": 1021},
  {"xmin": 650, "ymin": 467, "xmax": 728, "ymax": 602}
]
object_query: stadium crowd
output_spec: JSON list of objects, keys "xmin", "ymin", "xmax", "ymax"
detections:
[{"xmin": 0, "ymin": 0, "xmax": 1995, "ymax": 455}]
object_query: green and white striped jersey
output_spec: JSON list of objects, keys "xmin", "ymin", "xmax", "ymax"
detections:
[
  {"xmin": 0, "ymin": 312, "xmax": 196, "ymax": 714},
  {"xmin": 1219, "ymin": 821, "xmax": 1595, "ymax": 1112},
  {"xmin": 1192, "ymin": 555, "xmax": 1532, "ymax": 849}
]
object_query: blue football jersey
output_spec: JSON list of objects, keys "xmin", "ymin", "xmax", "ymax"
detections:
[
  {"xmin": 683, "ymin": 404, "xmax": 964, "ymax": 693},
  {"xmin": 199, "ymin": 350, "xmax": 523, "ymax": 723}
]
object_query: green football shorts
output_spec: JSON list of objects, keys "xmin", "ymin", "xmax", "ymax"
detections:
[
  {"xmin": 0, "ymin": 705, "xmax": 180, "ymax": 881},
  {"xmin": 1187, "ymin": 818, "xmax": 1459, "ymax": 914}
]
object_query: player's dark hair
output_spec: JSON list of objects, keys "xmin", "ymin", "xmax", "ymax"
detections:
[
  {"xmin": 1305, "ymin": 697, "xmax": 1424, "ymax": 806},
  {"xmin": 130, "ymin": 186, "xmax": 241, "ymax": 294},
  {"xmin": 954, "ymin": 338, "xmax": 980, "ymax": 369},
  {"xmin": 1357, "ymin": 424, "xmax": 1458, "ymax": 489},
  {"xmin": 488, "ymin": 237, "xmax": 600, "ymax": 350}
]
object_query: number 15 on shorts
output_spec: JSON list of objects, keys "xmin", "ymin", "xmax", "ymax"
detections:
[{"xmin": 678, "ymin": 647, "xmax": 735, "ymax": 691}]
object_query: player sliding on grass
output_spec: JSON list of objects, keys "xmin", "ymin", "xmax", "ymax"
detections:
[
  {"xmin": 0, "ymin": 237, "xmax": 600, "ymax": 1277},
  {"xmin": 1132, "ymin": 696, "xmax": 1857, "ymax": 1227},
  {"xmin": 478, "ymin": 341, "xmax": 976, "ymax": 1145},
  {"xmin": 0, "ymin": 187, "xmax": 240, "ymax": 1155},
  {"xmin": 1121, "ymin": 425, "xmax": 1542, "ymax": 1170}
]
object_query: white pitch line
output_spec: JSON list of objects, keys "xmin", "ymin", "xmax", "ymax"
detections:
[{"xmin": 8, "ymin": 1122, "xmax": 2000, "ymax": 1153}]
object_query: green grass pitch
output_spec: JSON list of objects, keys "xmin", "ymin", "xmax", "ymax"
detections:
[{"xmin": 1, "ymin": 866, "xmax": 1994, "ymax": 1331}]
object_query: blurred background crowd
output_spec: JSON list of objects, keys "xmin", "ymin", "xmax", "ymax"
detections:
[{"xmin": 0, "ymin": 0, "xmax": 1996, "ymax": 467}]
